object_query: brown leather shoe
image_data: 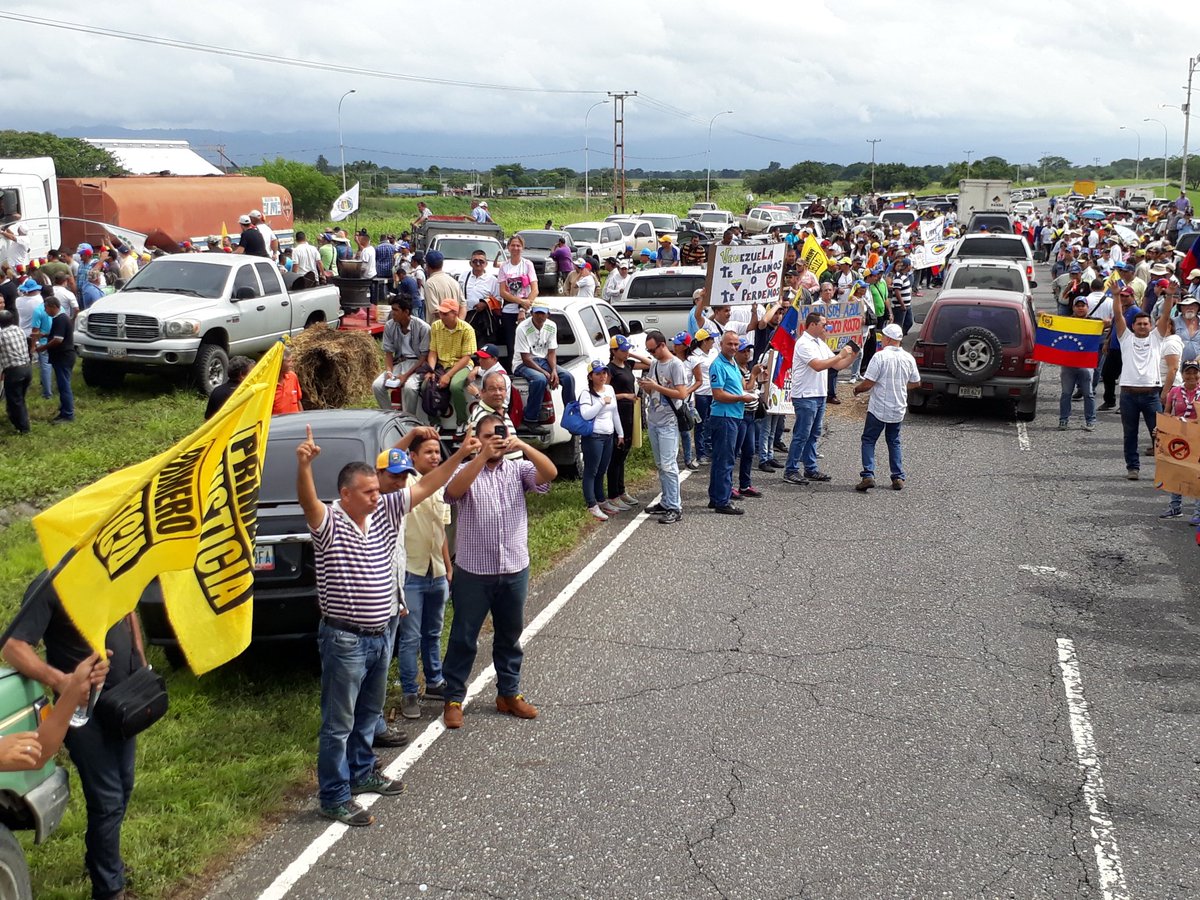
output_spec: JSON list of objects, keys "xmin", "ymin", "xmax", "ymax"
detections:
[
  {"xmin": 443, "ymin": 701, "xmax": 463, "ymax": 729},
  {"xmin": 496, "ymin": 694, "xmax": 538, "ymax": 719}
]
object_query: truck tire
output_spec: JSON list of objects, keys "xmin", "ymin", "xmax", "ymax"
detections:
[
  {"xmin": 1015, "ymin": 397, "xmax": 1038, "ymax": 422},
  {"xmin": 549, "ymin": 435, "xmax": 582, "ymax": 478},
  {"xmin": 304, "ymin": 312, "xmax": 325, "ymax": 328},
  {"xmin": 945, "ymin": 326, "xmax": 1003, "ymax": 384},
  {"xmin": 0, "ymin": 826, "xmax": 33, "ymax": 900},
  {"xmin": 81, "ymin": 359, "xmax": 126, "ymax": 390},
  {"xmin": 191, "ymin": 344, "xmax": 229, "ymax": 396}
]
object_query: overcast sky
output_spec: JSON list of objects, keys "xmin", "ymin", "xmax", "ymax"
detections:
[{"xmin": 4, "ymin": 2, "xmax": 1197, "ymax": 171}]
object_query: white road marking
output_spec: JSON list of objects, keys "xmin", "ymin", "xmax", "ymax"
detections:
[
  {"xmin": 1055, "ymin": 637, "xmax": 1131, "ymax": 900},
  {"xmin": 1018, "ymin": 565, "xmax": 1069, "ymax": 579},
  {"xmin": 1016, "ymin": 421, "xmax": 1031, "ymax": 451},
  {"xmin": 256, "ymin": 472, "xmax": 692, "ymax": 899}
]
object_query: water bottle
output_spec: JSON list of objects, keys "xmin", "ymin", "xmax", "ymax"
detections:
[{"xmin": 68, "ymin": 685, "xmax": 101, "ymax": 728}]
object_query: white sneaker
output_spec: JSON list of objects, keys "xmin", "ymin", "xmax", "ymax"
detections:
[{"xmin": 588, "ymin": 505, "xmax": 609, "ymax": 521}]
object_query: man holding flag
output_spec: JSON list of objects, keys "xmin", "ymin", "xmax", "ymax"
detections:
[{"xmin": 1049, "ymin": 297, "xmax": 1102, "ymax": 431}]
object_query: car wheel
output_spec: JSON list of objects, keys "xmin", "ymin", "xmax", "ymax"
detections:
[
  {"xmin": 191, "ymin": 344, "xmax": 229, "ymax": 397},
  {"xmin": 907, "ymin": 393, "xmax": 929, "ymax": 413},
  {"xmin": 0, "ymin": 826, "xmax": 33, "ymax": 900},
  {"xmin": 549, "ymin": 435, "xmax": 582, "ymax": 478},
  {"xmin": 1015, "ymin": 397, "xmax": 1037, "ymax": 422},
  {"xmin": 81, "ymin": 359, "xmax": 126, "ymax": 390},
  {"xmin": 945, "ymin": 326, "xmax": 1003, "ymax": 384}
]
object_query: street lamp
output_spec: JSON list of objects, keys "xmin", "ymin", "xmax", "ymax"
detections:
[
  {"xmin": 583, "ymin": 99, "xmax": 609, "ymax": 214},
  {"xmin": 866, "ymin": 138, "xmax": 881, "ymax": 192},
  {"xmin": 337, "ymin": 89, "xmax": 356, "ymax": 193},
  {"xmin": 963, "ymin": 149, "xmax": 974, "ymax": 177},
  {"xmin": 705, "ymin": 110, "xmax": 733, "ymax": 203},
  {"xmin": 1183, "ymin": 52, "xmax": 1200, "ymax": 196},
  {"xmin": 1144, "ymin": 117, "xmax": 1169, "ymax": 197},
  {"xmin": 1119, "ymin": 125, "xmax": 1141, "ymax": 182}
]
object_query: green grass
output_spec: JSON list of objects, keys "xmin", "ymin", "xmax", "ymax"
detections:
[{"xmin": 1, "ymin": 365, "xmax": 661, "ymax": 899}]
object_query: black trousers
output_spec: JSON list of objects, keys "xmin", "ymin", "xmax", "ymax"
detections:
[
  {"xmin": 1101, "ymin": 345, "xmax": 1123, "ymax": 406},
  {"xmin": 3, "ymin": 364, "xmax": 30, "ymax": 433}
]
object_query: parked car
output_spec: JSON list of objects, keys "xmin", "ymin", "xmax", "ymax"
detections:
[
  {"xmin": 0, "ymin": 667, "xmax": 71, "ymax": 898},
  {"xmin": 964, "ymin": 212, "xmax": 1015, "ymax": 234},
  {"xmin": 427, "ymin": 233, "xmax": 505, "ymax": 279},
  {"xmin": 75, "ymin": 253, "xmax": 341, "ymax": 395},
  {"xmin": 610, "ymin": 265, "xmax": 708, "ymax": 336},
  {"xmin": 608, "ymin": 217, "xmax": 657, "ymax": 258},
  {"xmin": 737, "ymin": 205, "xmax": 793, "ymax": 234},
  {"xmin": 908, "ymin": 290, "xmax": 1040, "ymax": 421},
  {"xmin": 686, "ymin": 201, "xmax": 718, "ymax": 219},
  {"xmin": 940, "ymin": 259, "xmax": 1035, "ymax": 296},
  {"xmin": 635, "ymin": 213, "xmax": 682, "ymax": 239},
  {"xmin": 696, "ymin": 210, "xmax": 736, "ymax": 237},
  {"xmin": 946, "ymin": 232, "xmax": 1035, "ymax": 283},
  {"xmin": 563, "ymin": 221, "xmax": 626, "ymax": 260},
  {"xmin": 1012, "ymin": 201, "xmax": 1036, "ymax": 216},
  {"xmin": 513, "ymin": 229, "xmax": 575, "ymax": 294},
  {"xmin": 880, "ymin": 209, "xmax": 918, "ymax": 230}
]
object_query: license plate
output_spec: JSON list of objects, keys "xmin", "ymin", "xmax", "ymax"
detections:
[
  {"xmin": 253, "ymin": 545, "xmax": 275, "ymax": 571},
  {"xmin": 958, "ymin": 385, "xmax": 982, "ymax": 399},
  {"xmin": 106, "ymin": 347, "xmax": 127, "ymax": 359}
]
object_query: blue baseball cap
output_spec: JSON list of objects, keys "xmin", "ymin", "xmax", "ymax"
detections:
[
  {"xmin": 588, "ymin": 359, "xmax": 608, "ymax": 375},
  {"xmin": 18, "ymin": 278, "xmax": 40, "ymax": 293},
  {"xmin": 1068, "ymin": 263, "xmax": 1082, "ymax": 273},
  {"xmin": 476, "ymin": 343, "xmax": 501, "ymax": 360},
  {"xmin": 853, "ymin": 279, "xmax": 869, "ymax": 289},
  {"xmin": 531, "ymin": 304, "xmax": 550, "ymax": 314},
  {"xmin": 1114, "ymin": 261, "xmax": 1132, "ymax": 271},
  {"xmin": 869, "ymin": 265, "xmax": 884, "ymax": 276},
  {"xmin": 639, "ymin": 248, "xmax": 651, "ymax": 257},
  {"xmin": 376, "ymin": 447, "xmax": 416, "ymax": 476},
  {"xmin": 672, "ymin": 331, "xmax": 692, "ymax": 346},
  {"xmin": 736, "ymin": 336, "xmax": 753, "ymax": 352},
  {"xmin": 610, "ymin": 334, "xmax": 632, "ymax": 351},
  {"xmin": 424, "ymin": 250, "xmax": 444, "ymax": 267}
]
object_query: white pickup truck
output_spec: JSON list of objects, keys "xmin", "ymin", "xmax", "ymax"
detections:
[{"xmin": 76, "ymin": 253, "xmax": 341, "ymax": 394}]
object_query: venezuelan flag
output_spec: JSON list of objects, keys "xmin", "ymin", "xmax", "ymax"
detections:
[
  {"xmin": 1033, "ymin": 313, "xmax": 1103, "ymax": 368},
  {"xmin": 769, "ymin": 305, "xmax": 799, "ymax": 388}
]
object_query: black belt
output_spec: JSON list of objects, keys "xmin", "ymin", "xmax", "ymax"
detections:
[
  {"xmin": 1120, "ymin": 386, "xmax": 1159, "ymax": 394},
  {"xmin": 322, "ymin": 616, "xmax": 388, "ymax": 636}
]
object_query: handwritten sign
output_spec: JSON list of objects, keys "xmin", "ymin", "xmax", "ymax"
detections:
[
  {"xmin": 765, "ymin": 297, "xmax": 865, "ymax": 412},
  {"xmin": 705, "ymin": 242, "xmax": 786, "ymax": 306}
]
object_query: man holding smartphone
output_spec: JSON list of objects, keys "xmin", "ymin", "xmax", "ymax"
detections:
[{"xmin": 784, "ymin": 312, "xmax": 858, "ymax": 485}]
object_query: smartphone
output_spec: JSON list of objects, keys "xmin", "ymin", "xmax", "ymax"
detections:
[
  {"xmin": 493, "ymin": 424, "xmax": 509, "ymax": 439},
  {"xmin": 845, "ymin": 339, "xmax": 861, "ymax": 354}
]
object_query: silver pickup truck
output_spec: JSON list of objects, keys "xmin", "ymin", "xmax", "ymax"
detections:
[{"xmin": 76, "ymin": 254, "xmax": 341, "ymax": 394}]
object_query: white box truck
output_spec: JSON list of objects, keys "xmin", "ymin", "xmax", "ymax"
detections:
[{"xmin": 957, "ymin": 179, "xmax": 1013, "ymax": 218}]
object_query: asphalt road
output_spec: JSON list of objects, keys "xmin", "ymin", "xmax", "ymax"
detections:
[{"xmin": 208, "ymin": 259, "xmax": 1200, "ymax": 900}]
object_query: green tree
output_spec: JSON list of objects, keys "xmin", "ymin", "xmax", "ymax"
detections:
[
  {"xmin": 0, "ymin": 130, "xmax": 125, "ymax": 177},
  {"xmin": 315, "ymin": 154, "xmax": 330, "ymax": 175},
  {"xmin": 245, "ymin": 157, "xmax": 339, "ymax": 218}
]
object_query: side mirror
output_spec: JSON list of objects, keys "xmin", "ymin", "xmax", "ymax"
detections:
[
  {"xmin": 626, "ymin": 319, "xmax": 645, "ymax": 335},
  {"xmin": 1029, "ymin": 280, "xmax": 1038, "ymax": 288},
  {"xmin": 234, "ymin": 286, "xmax": 256, "ymax": 301}
]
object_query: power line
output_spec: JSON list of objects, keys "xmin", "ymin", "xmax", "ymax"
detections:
[{"xmin": 0, "ymin": 12, "xmax": 606, "ymax": 96}]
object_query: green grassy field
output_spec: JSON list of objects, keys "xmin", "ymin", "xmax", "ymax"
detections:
[{"xmin": 0, "ymin": 367, "xmax": 656, "ymax": 899}]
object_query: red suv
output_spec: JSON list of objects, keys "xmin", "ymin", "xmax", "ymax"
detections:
[{"xmin": 909, "ymin": 290, "xmax": 1041, "ymax": 421}]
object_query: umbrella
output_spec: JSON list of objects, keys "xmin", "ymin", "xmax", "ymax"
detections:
[
  {"xmin": 1081, "ymin": 209, "xmax": 1107, "ymax": 220},
  {"xmin": 1112, "ymin": 223, "xmax": 1139, "ymax": 246}
]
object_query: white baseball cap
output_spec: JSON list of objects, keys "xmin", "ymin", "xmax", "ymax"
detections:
[{"xmin": 882, "ymin": 324, "xmax": 904, "ymax": 340}]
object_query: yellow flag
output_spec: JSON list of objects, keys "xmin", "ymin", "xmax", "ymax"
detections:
[
  {"xmin": 221, "ymin": 221, "xmax": 229, "ymax": 242},
  {"xmin": 33, "ymin": 344, "xmax": 283, "ymax": 674},
  {"xmin": 800, "ymin": 235, "xmax": 830, "ymax": 279}
]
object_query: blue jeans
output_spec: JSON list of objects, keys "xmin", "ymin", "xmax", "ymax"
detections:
[
  {"xmin": 708, "ymin": 414, "xmax": 740, "ymax": 505},
  {"xmin": 397, "ymin": 574, "xmax": 448, "ymax": 695},
  {"xmin": 443, "ymin": 566, "xmax": 530, "ymax": 702},
  {"xmin": 827, "ymin": 368, "xmax": 838, "ymax": 400},
  {"xmin": 1168, "ymin": 492, "xmax": 1200, "ymax": 515},
  {"xmin": 64, "ymin": 719, "xmax": 136, "ymax": 899},
  {"xmin": 786, "ymin": 397, "xmax": 826, "ymax": 476},
  {"xmin": 860, "ymin": 411, "xmax": 904, "ymax": 480},
  {"xmin": 1118, "ymin": 389, "xmax": 1161, "ymax": 471},
  {"xmin": 694, "ymin": 394, "xmax": 713, "ymax": 458},
  {"xmin": 757, "ymin": 413, "xmax": 783, "ymax": 462},
  {"xmin": 581, "ymin": 433, "xmax": 614, "ymax": 507},
  {"xmin": 647, "ymin": 421, "xmax": 681, "ymax": 511},
  {"xmin": 1059, "ymin": 366, "xmax": 1096, "ymax": 424},
  {"xmin": 51, "ymin": 352, "xmax": 75, "ymax": 419},
  {"xmin": 317, "ymin": 621, "xmax": 391, "ymax": 808},
  {"xmin": 738, "ymin": 412, "xmax": 756, "ymax": 489},
  {"xmin": 680, "ymin": 417, "xmax": 696, "ymax": 465},
  {"xmin": 37, "ymin": 347, "xmax": 52, "ymax": 398},
  {"xmin": 515, "ymin": 358, "xmax": 575, "ymax": 427}
]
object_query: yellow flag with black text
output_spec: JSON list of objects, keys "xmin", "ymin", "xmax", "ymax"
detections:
[
  {"xmin": 800, "ymin": 235, "xmax": 830, "ymax": 279},
  {"xmin": 32, "ymin": 344, "xmax": 283, "ymax": 674}
]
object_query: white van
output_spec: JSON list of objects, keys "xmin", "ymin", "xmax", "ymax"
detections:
[{"xmin": 0, "ymin": 157, "xmax": 61, "ymax": 259}]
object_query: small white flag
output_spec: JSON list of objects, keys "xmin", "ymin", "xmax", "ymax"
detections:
[{"xmin": 330, "ymin": 182, "xmax": 360, "ymax": 222}]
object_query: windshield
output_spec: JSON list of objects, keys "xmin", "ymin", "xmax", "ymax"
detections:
[
  {"xmin": 949, "ymin": 267, "xmax": 1024, "ymax": 292},
  {"xmin": 622, "ymin": 273, "xmax": 708, "ymax": 301},
  {"xmin": 565, "ymin": 226, "xmax": 600, "ymax": 244},
  {"xmin": 699, "ymin": 212, "xmax": 728, "ymax": 223},
  {"xmin": 614, "ymin": 221, "xmax": 637, "ymax": 237},
  {"xmin": 121, "ymin": 259, "xmax": 230, "ymax": 298},
  {"xmin": 435, "ymin": 237, "xmax": 504, "ymax": 260},
  {"xmin": 955, "ymin": 237, "xmax": 1027, "ymax": 259},
  {"xmin": 517, "ymin": 232, "xmax": 563, "ymax": 250},
  {"xmin": 882, "ymin": 211, "xmax": 916, "ymax": 224},
  {"xmin": 261, "ymin": 436, "xmax": 367, "ymax": 503},
  {"xmin": 641, "ymin": 215, "xmax": 677, "ymax": 230},
  {"xmin": 929, "ymin": 304, "xmax": 1022, "ymax": 345}
]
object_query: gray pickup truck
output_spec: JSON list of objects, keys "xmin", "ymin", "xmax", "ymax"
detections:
[{"xmin": 76, "ymin": 254, "xmax": 341, "ymax": 394}]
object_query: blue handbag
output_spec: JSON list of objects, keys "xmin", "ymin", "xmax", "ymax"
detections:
[{"xmin": 560, "ymin": 400, "xmax": 594, "ymax": 437}]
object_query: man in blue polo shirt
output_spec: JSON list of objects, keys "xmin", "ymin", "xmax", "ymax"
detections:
[{"xmin": 707, "ymin": 330, "xmax": 756, "ymax": 515}]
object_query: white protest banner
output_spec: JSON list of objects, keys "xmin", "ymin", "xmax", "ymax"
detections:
[
  {"xmin": 705, "ymin": 242, "xmax": 787, "ymax": 306},
  {"xmin": 919, "ymin": 215, "xmax": 945, "ymax": 245},
  {"xmin": 910, "ymin": 238, "xmax": 956, "ymax": 270}
]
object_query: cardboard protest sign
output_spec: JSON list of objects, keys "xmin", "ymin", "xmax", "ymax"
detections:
[
  {"xmin": 765, "ymin": 294, "xmax": 867, "ymax": 412},
  {"xmin": 919, "ymin": 215, "xmax": 945, "ymax": 244},
  {"xmin": 705, "ymin": 242, "xmax": 787, "ymax": 306},
  {"xmin": 1155, "ymin": 415, "xmax": 1200, "ymax": 499}
]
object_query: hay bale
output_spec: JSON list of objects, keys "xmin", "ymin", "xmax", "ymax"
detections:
[{"xmin": 290, "ymin": 325, "xmax": 382, "ymax": 409}]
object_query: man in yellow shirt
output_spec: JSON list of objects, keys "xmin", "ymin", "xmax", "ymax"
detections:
[{"xmin": 426, "ymin": 297, "xmax": 478, "ymax": 432}]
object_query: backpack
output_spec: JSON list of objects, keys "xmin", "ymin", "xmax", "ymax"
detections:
[
  {"xmin": 420, "ymin": 368, "xmax": 453, "ymax": 419},
  {"xmin": 561, "ymin": 400, "xmax": 594, "ymax": 437}
]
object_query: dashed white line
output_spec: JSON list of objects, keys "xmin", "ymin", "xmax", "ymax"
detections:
[
  {"xmin": 1055, "ymin": 637, "xmax": 1131, "ymax": 900},
  {"xmin": 1016, "ymin": 421, "xmax": 1032, "ymax": 452},
  {"xmin": 256, "ymin": 471, "xmax": 692, "ymax": 899},
  {"xmin": 1018, "ymin": 564, "xmax": 1069, "ymax": 579}
]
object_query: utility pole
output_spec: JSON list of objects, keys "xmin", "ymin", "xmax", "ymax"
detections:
[
  {"xmin": 1041, "ymin": 150, "xmax": 1050, "ymax": 182},
  {"xmin": 963, "ymin": 149, "xmax": 974, "ymax": 177},
  {"xmin": 866, "ymin": 138, "xmax": 881, "ymax": 192},
  {"xmin": 1182, "ymin": 52, "xmax": 1199, "ymax": 196},
  {"xmin": 608, "ymin": 91, "xmax": 637, "ymax": 213}
]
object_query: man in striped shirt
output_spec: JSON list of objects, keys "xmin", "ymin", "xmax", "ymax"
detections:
[{"xmin": 296, "ymin": 424, "xmax": 480, "ymax": 827}]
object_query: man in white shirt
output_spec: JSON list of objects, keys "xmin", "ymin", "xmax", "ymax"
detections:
[
  {"xmin": 50, "ymin": 274, "xmax": 78, "ymax": 318},
  {"xmin": 355, "ymin": 229, "xmax": 376, "ymax": 277},
  {"xmin": 601, "ymin": 258, "xmax": 627, "ymax": 303},
  {"xmin": 782, "ymin": 311, "xmax": 857, "ymax": 485},
  {"xmin": 290, "ymin": 231, "xmax": 325, "ymax": 286},
  {"xmin": 1113, "ymin": 297, "xmax": 1173, "ymax": 479},
  {"xmin": 250, "ymin": 210, "xmax": 279, "ymax": 261},
  {"xmin": 513, "ymin": 306, "xmax": 574, "ymax": 435},
  {"xmin": 459, "ymin": 249, "xmax": 500, "ymax": 313},
  {"xmin": 1, "ymin": 222, "xmax": 30, "ymax": 269},
  {"xmin": 852, "ymin": 323, "xmax": 921, "ymax": 491}
]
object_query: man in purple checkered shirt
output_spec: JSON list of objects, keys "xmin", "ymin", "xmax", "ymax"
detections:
[{"xmin": 440, "ymin": 413, "xmax": 556, "ymax": 730}]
